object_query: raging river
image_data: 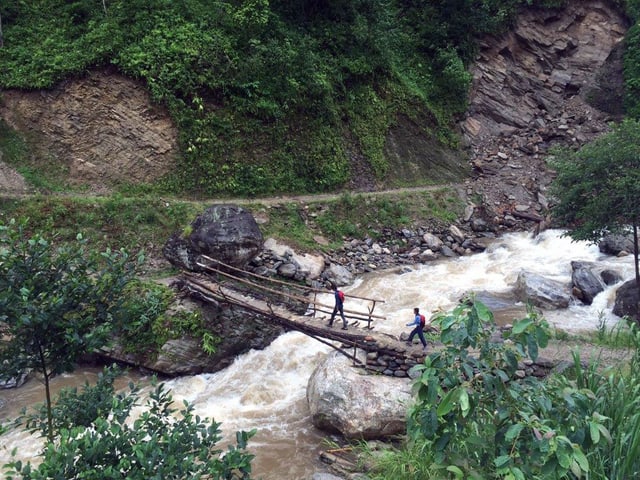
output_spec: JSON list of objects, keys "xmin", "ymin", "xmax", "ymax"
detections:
[{"xmin": 0, "ymin": 229, "xmax": 636, "ymax": 479}]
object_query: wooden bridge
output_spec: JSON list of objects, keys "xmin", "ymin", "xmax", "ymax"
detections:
[{"xmin": 176, "ymin": 255, "xmax": 429, "ymax": 377}]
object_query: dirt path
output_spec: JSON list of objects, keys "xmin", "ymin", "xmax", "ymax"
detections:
[
  {"xmin": 0, "ymin": 165, "xmax": 465, "ymax": 206},
  {"xmin": 220, "ymin": 183, "xmax": 465, "ymax": 206}
]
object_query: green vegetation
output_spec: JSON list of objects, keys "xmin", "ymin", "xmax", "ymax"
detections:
[
  {"xmin": 0, "ymin": 0, "xmax": 581, "ymax": 196},
  {"xmin": 572, "ymin": 348, "xmax": 640, "ymax": 480},
  {"xmin": 548, "ymin": 118, "xmax": 640, "ymax": 304},
  {"xmin": 547, "ymin": 315, "xmax": 640, "ymax": 350},
  {"xmin": 624, "ymin": 23, "xmax": 640, "ymax": 118},
  {"xmin": 4, "ymin": 366, "xmax": 256, "ymax": 479},
  {"xmin": 116, "ymin": 279, "xmax": 219, "ymax": 356},
  {"xmin": 366, "ymin": 300, "xmax": 640, "ymax": 479},
  {"xmin": 0, "ymin": 219, "xmax": 141, "ymax": 441},
  {"xmin": 314, "ymin": 189, "xmax": 461, "ymax": 239},
  {"xmin": 593, "ymin": 314, "xmax": 640, "ymax": 348},
  {"xmin": 0, "ymin": 189, "xmax": 464, "ymax": 263},
  {"xmin": 0, "ymin": 195, "xmax": 202, "ymax": 265},
  {"xmin": 257, "ymin": 189, "xmax": 464, "ymax": 251}
]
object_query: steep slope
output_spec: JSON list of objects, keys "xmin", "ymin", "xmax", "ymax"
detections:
[
  {"xmin": 0, "ymin": 0, "xmax": 630, "ymax": 220},
  {"xmin": 461, "ymin": 0, "xmax": 628, "ymax": 226},
  {"xmin": 0, "ymin": 68, "xmax": 178, "ymax": 194}
]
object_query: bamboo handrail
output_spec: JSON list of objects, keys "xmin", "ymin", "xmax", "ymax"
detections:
[
  {"xmin": 193, "ymin": 261, "xmax": 386, "ymax": 321},
  {"xmin": 181, "ymin": 278, "xmax": 381, "ymax": 370},
  {"xmin": 199, "ymin": 254, "xmax": 385, "ymax": 303}
]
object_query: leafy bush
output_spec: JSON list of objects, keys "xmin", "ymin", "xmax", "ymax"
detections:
[
  {"xmin": 114, "ymin": 280, "xmax": 218, "ymax": 356},
  {"xmin": 405, "ymin": 300, "xmax": 609, "ymax": 479},
  {"xmin": 4, "ymin": 370, "xmax": 256, "ymax": 480},
  {"xmin": 369, "ymin": 301, "xmax": 640, "ymax": 479}
]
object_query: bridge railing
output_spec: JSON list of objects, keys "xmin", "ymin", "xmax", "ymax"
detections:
[{"xmin": 197, "ymin": 255, "xmax": 386, "ymax": 329}]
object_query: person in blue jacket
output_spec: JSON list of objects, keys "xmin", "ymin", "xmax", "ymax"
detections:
[
  {"xmin": 327, "ymin": 283, "xmax": 348, "ymax": 330},
  {"xmin": 406, "ymin": 307, "xmax": 427, "ymax": 349}
]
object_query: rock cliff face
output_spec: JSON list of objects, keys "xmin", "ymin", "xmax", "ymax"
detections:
[
  {"xmin": 0, "ymin": 68, "xmax": 178, "ymax": 193},
  {"xmin": 462, "ymin": 0, "xmax": 629, "ymax": 223}
]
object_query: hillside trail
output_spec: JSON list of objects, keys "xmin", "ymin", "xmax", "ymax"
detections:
[
  {"xmin": 207, "ymin": 183, "xmax": 465, "ymax": 206},
  {"xmin": 0, "ymin": 164, "xmax": 465, "ymax": 207}
]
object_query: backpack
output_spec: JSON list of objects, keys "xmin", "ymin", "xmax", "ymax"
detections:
[
  {"xmin": 419, "ymin": 314, "xmax": 426, "ymax": 327},
  {"xmin": 338, "ymin": 290, "xmax": 345, "ymax": 302}
]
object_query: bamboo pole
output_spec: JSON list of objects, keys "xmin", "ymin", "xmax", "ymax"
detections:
[{"xmin": 193, "ymin": 262, "xmax": 386, "ymax": 321}]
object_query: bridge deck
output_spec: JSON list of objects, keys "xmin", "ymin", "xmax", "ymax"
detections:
[{"xmin": 179, "ymin": 272, "xmax": 429, "ymax": 369}]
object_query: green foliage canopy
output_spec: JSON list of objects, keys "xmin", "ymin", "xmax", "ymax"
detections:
[
  {"xmin": 4, "ymin": 368, "xmax": 256, "ymax": 480},
  {"xmin": 0, "ymin": 219, "xmax": 141, "ymax": 440},
  {"xmin": 548, "ymin": 118, "xmax": 640, "ymax": 241}
]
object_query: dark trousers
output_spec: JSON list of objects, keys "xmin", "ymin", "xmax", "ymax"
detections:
[
  {"xmin": 408, "ymin": 326, "xmax": 427, "ymax": 347},
  {"xmin": 330, "ymin": 304, "xmax": 347, "ymax": 328}
]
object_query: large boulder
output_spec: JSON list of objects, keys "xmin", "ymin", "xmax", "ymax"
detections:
[
  {"xmin": 307, "ymin": 351, "xmax": 412, "ymax": 439},
  {"xmin": 515, "ymin": 270, "xmax": 571, "ymax": 309},
  {"xmin": 322, "ymin": 264, "xmax": 354, "ymax": 287},
  {"xmin": 571, "ymin": 261, "xmax": 605, "ymax": 305},
  {"xmin": 599, "ymin": 233, "xmax": 635, "ymax": 256},
  {"xmin": 613, "ymin": 279, "xmax": 640, "ymax": 321},
  {"xmin": 163, "ymin": 204, "xmax": 263, "ymax": 271}
]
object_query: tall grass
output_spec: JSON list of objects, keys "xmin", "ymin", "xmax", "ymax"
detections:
[
  {"xmin": 593, "ymin": 312, "xmax": 638, "ymax": 348},
  {"xmin": 552, "ymin": 327, "xmax": 640, "ymax": 479},
  {"xmin": 365, "ymin": 440, "xmax": 439, "ymax": 480}
]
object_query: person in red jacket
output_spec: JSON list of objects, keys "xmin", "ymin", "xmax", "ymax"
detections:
[
  {"xmin": 327, "ymin": 283, "xmax": 348, "ymax": 330},
  {"xmin": 406, "ymin": 307, "xmax": 427, "ymax": 349}
]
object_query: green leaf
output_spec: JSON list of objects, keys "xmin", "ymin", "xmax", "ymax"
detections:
[
  {"xmin": 535, "ymin": 325, "xmax": 549, "ymax": 347},
  {"xmin": 589, "ymin": 421, "xmax": 600, "ymax": 443},
  {"xmin": 526, "ymin": 334, "xmax": 539, "ymax": 361},
  {"xmin": 437, "ymin": 388, "xmax": 458, "ymax": 417},
  {"xmin": 446, "ymin": 465, "xmax": 464, "ymax": 478},
  {"xmin": 512, "ymin": 318, "xmax": 533, "ymax": 334},
  {"xmin": 472, "ymin": 301, "xmax": 493, "ymax": 323},
  {"xmin": 441, "ymin": 314, "xmax": 458, "ymax": 330},
  {"xmin": 494, "ymin": 455, "xmax": 511, "ymax": 468},
  {"xmin": 459, "ymin": 389, "xmax": 470, "ymax": 417},
  {"xmin": 570, "ymin": 459, "xmax": 582, "ymax": 478},
  {"xmin": 466, "ymin": 434, "xmax": 486, "ymax": 446},
  {"xmin": 597, "ymin": 423, "xmax": 612, "ymax": 443},
  {"xmin": 505, "ymin": 423, "xmax": 524, "ymax": 442},
  {"xmin": 496, "ymin": 369, "xmax": 510, "ymax": 382},
  {"xmin": 557, "ymin": 450, "xmax": 571, "ymax": 469},
  {"xmin": 510, "ymin": 467, "xmax": 525, "ymax": 480},
  {"xmin": 573, "ymin": 447, "xmax": 589, "ymax": 472}
]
